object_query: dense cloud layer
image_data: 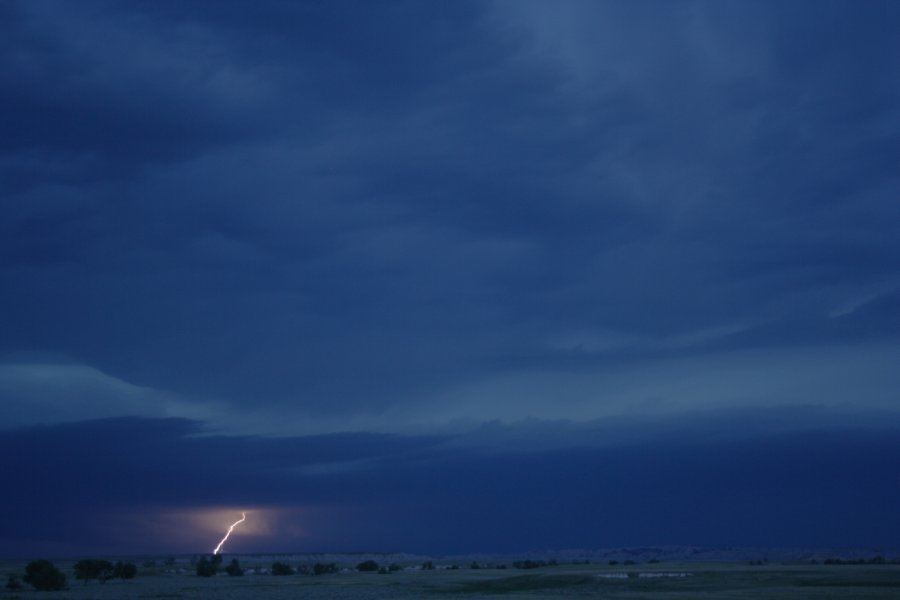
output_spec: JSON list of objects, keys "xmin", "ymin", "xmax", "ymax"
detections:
[
  {"xmin": 1, "ymin": 0, "xmax": 899, "ymax": 555},
  {"xmin": 2, "ymin": 413, "xmax": 899, "ymax": 557}
]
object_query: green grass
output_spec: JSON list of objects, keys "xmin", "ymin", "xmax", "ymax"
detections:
[
  {"xmin": 435, "ymin": 563, "xmax": 900, "ymax": 599},
  {"xmin": 2, "ymin": 560, "xmax": 899, "ymax": 599},
  {"xmin": 456, "ymin": 573, "xmax": 595, "ymax": 594}
]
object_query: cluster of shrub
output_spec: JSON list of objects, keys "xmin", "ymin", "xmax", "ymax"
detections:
[
  {"xmin": 195, "ymin": 555, "xmax": 274, "ymax": 577},
  {"xmin": 270, "ymin": 561, "xmax": 293, "ymax": 575},
  {"xmin": 5, "ymin": 558, "xmax": 138, "ymax": 591},
  {"xmin": 196, "ymin": 557, "xmax": 406, "ymax": 577},
  {"xmin": 269, "ymin": 559, "xmax": 405, "ymax": 576},
  {"xmin": 311, "ymin": 562, "xmax": 338, "ymax": 575},
  {"xmin": 356, "ymin": 559, "xmax": 404, "ymax": 574},
  {"xmin": 74, "ymin": 559, "xmax": 138, "ymax": 582},
  {"xmin": 823, "ymin": 556, "xmax": 900, "ymax": 565},
  {"xmin": 748, "ymin": 557, "xmax": 900, "ymax": 566},
  {"xmin": 195, "ymin": 554, "xmax": 226, "ymax": 577},
  {"xmin": 464, "ymin": 559, "xmax": 596, "ymax": 570},
  {"xmin": 511, "ymin": 559, "xmax": 559, "ymax": 569}
]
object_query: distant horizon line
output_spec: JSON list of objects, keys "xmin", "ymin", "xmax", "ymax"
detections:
[{"xmin": 4, "ymin": 544, "xmax": 899, "ymax": 562}]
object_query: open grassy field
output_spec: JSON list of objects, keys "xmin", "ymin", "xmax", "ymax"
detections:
[{"xmin": 3, "ymin": 559, "xmax": 900, "ymax": 599}]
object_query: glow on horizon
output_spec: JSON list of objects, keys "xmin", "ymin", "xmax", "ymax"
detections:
[{"xmin": 212, "ymin": 511, "xmax": 246, "ymax": 555}]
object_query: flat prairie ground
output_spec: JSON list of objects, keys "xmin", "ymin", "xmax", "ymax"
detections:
[{"xmin": 3, "ymin": 560, "xmax": 900, "ymax": 599}]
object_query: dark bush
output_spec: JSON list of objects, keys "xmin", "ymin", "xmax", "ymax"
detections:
[
  {"xmin": 421, "ymin": 561, "xmax": 435, "ymax": 570},
  {"xmin": 6, "ymin": 575, "xmax": 22, "ymax": 590},
  {"xmin": 74, "ymin": 559, "xmax": 114, "ymax": 583},
  {"xmin": 389, "ymin": 563, "xmax": 402, "ymax": 572},
  {"xmin": 113, "ymin": 561, "xmax": 137, "ymax": 579},
  {"xmin": 196, "ymin": 556, "xmax": 218, "ymax": 577},
  {"xmin": 313, "ymin": 562, "xmax": 338, "ymax": 575},
  {"xmin": 823, "ymin": 556, "xmax": 896, "ymax": 565},
  {"xmin": 512, "ymin": 560, "xmax": 546, "ymax": 570},
  {"xmin": 24, "ymin": 559, "xmax": 66, "ymax": 591},
  {"xmin": 272, "ymin": 561, "xmax": 294, "ymax": 576},
  {"xmin": 225, "ymin": 559, "xmax": 244, "ymax": 576},
  {"xmin": 356, "ymin": 560, "xmax": 379, "ymax": 572}
]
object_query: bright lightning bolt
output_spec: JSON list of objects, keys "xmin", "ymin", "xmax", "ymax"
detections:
[{"xmin": 213, "ymin": 512, "xmax": 246, "ymax": 555}]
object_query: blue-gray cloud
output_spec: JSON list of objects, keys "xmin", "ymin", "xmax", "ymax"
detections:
[
  {"xmin": 2, "ymin": 411, "xmax": 898, "ymax": 556},
  {"xmin": 1, "ymin": 0, "xmax": 899, "ymax": 555},
  {"xmin": 2, "ymin": 0, "xmax": 899, "ymax": 423},
  {"xmin": 2, "ymin": 0, "xmax": 898, "ymax": 421}
]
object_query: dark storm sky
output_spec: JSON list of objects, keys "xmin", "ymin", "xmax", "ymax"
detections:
[{"xmin": 2, "ymin": 0, "xmax": 899, "ymax": 557}]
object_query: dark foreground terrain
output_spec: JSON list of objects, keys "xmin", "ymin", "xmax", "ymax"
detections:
[{"xmin": 3, "ymin": 558, "xmax": 900, "ymax": 599}]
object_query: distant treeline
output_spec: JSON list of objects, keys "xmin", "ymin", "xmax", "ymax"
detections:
[
  {"xmin": 511, "ymin": 559, "xmax": 559, "ymax": 569},
  {"xmin": 6, "ymin": 559, "xmax": 138, "ymax": 592},
  {"xmin": 823, "ymin": 556, "xmax": 900, "ymax": 565}
]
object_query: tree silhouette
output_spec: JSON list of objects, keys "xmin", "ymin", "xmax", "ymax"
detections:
[
  {"xmin": 225, "ymin": 559, "xmax": 244, "ymax": 576},
  {"xmin": 356, "ymin": 560, "xmax": 379, "ymax": 572},
  {"xmin": 196, "ymin": 556, "xmax": 218, "ymax": 577},
  {"xmin": 74, "ymin": 559, "xmax": 114, "ymax": 583},
  {"xmin": 24, "ymin": 560, "xmax": 66, "ymax": 591},
  {"xmin": 271, "ymin": 561, "xmax": 294, "ymax": 575}
]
